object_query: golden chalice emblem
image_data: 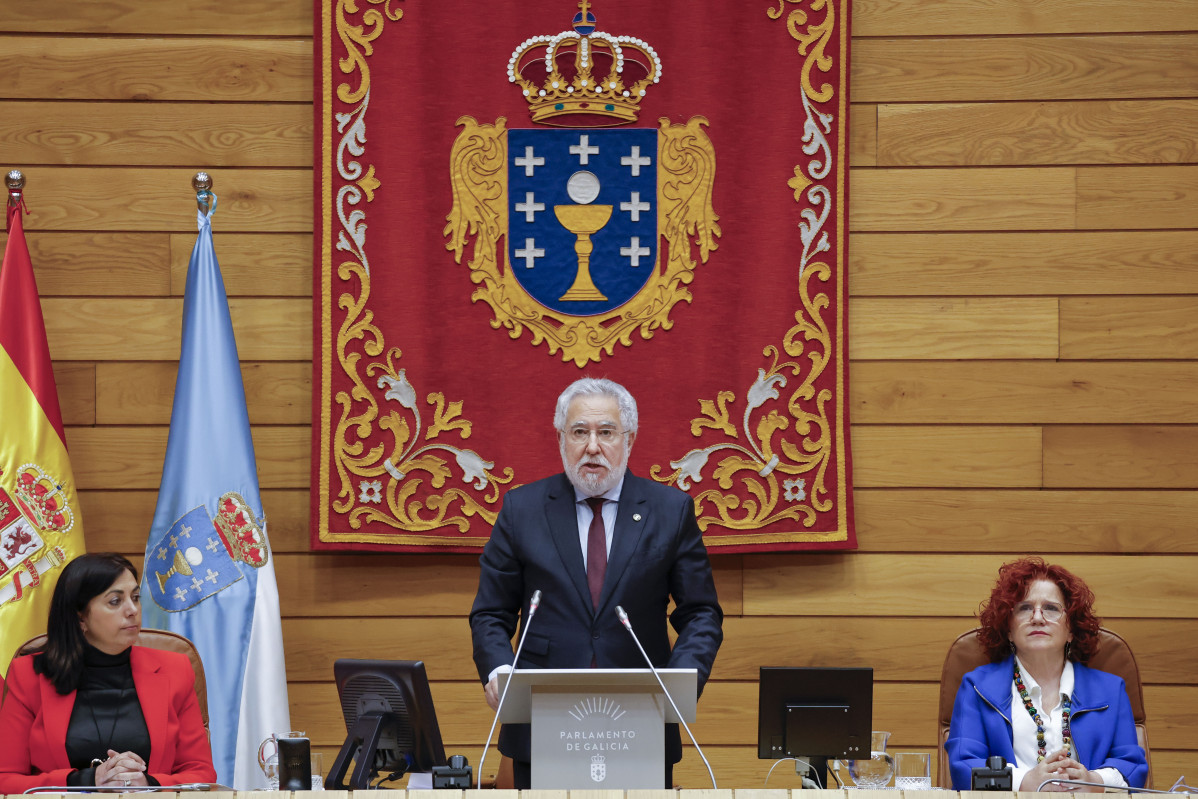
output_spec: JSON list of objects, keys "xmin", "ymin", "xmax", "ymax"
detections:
[
  {"xmin": 156, "ymin": 547, "xmax": 198, "ymax": 592},
  {"xmin": 555, "ymin": 170, "xmax": 611, "ymax": 302}
]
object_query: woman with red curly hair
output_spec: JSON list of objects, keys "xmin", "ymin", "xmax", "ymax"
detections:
[{"xmin": 946, "ymin": 557, "xmax": 1146, "ymax": 791}]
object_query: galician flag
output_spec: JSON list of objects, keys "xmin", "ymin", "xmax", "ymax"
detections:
[
  {"xmin": 0, "ymin": 180, "xmax": 86, "ymax": 679},
  {"xmin": 140, "ymin": 194, "xmax": 290, "ymax": 788}
]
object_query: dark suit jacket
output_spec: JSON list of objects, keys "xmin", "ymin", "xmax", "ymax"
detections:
[
  {"xmin": 470, "ymin": 470, "xmax": 723, "ymax": 763},
  {"xmin": 0, "ymin": 646, "xmax": 216, "ymax": 793}
]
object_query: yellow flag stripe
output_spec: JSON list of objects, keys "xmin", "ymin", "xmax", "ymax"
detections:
[{"xmin": 0, "ymin": 344, "xmax": 86, "ymax": 676}]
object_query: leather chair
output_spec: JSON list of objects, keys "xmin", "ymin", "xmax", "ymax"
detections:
[
  {"xmin": 937, "ymin": 626, "xmax": 1150, "ymax": 788},
  {"xmin": 14, "ymin": 628, "xmax": 209, "ymax": 730}
]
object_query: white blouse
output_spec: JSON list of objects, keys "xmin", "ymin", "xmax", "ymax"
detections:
[{"xmin": 1010, "ymin": 657, "xmax": 1128, "ymax": 790}]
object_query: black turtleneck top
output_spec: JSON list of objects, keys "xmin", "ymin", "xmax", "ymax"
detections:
[{"xmin": 63, "ymin": 645, "xmax": 154, "ymax": 786}]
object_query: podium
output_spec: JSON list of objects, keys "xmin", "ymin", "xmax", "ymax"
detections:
[{"xmin": 498, "ymin": 667, "xmax": 697, "ymax": 789}]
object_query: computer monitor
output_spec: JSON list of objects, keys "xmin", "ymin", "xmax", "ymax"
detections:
[
  {"xmin": 757, "ymin": 666, "xmax": 873, "ymax": 787},
  {"xmin": 327, "ymin": 659, "xmax": 447, "ymax": 789}
]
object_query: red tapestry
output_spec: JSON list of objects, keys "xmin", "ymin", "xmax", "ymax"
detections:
[{"xmin": 313, "ymin": 0, "xmax": 854, "ymax": 553}]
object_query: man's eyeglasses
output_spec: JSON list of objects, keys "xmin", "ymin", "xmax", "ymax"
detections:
[
  {"xmin": 1013, "ymin": 601, "xmax": 1064, "ymax": 623},
  {"xmin": 565, "ymin": 426, "xmax": 628, "ymax": 445}
]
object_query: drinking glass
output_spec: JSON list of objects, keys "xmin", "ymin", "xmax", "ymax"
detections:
[
  {"xmin": 895, "ymin": 752, "xmax": 932, "ymax": 790},
  {"xmin": 310, "ymin": 752, "xmax": 325, "ymax": 791}
]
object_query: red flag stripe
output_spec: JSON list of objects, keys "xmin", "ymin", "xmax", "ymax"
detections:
[{"xmin": 0, "ymin": 201, "xmax": 67, "ymax": 445}]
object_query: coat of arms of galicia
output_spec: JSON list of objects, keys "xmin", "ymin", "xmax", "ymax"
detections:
[{"xmin": 446, "ymin": 1, "xmax": 720, "ymax": 366}]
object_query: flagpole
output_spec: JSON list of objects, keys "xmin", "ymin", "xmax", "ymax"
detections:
[{"xmin": 140, "ymin": 175, "xmax": 291, "ymax": 788}]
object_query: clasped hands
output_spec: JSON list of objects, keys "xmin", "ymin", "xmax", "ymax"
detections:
[
  {"xmin": 95, "ymin": 749, "xmax": 149, "ymax": 788},
  {"xmin": 1021, "ymin": 749, "xmax": 1101, "ymax": 792}
]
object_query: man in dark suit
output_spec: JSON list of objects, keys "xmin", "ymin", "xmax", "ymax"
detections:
[{"xmin": 470, "ymin": 377, "xmax": 723, "ymax": 788}]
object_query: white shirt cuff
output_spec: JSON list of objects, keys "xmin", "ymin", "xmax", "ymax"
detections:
[
  {"xmin": 487, "ymin": 663, "xmax": 513, "ymax": 684},
  {"xmin": 1095, "ymin": 767, "xmax": 1129, "ymax": 788}
]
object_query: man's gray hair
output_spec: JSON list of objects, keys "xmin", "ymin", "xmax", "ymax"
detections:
[{"xmin": 554, "ymin": 377, "xmax": 639, "ymax": 433}]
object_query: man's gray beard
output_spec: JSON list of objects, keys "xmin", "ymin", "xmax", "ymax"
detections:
[{"xmin": 561, "ymin": 446, "xmax": 629, "ymax": 497}]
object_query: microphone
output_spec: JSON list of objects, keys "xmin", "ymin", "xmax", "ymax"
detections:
[
  {"xmin": 477, "ymin": 589, "xmax": 542, "ymax": 789},
  {"xmin": 1037, "ymin": 778, "xmax": 1181, "ymax": 794},
  {"xmin": 615, "ymin": 605, "xmax": 717, "ymax": 789}
]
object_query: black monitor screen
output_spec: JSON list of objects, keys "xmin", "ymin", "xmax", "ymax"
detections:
[
  {"xmin": 332, "ymin": 659, "xmax": 446, "ymax": 782},
  {"xmin": 757, "ymin": 666, "xmax": 872, "ymax": 760}
]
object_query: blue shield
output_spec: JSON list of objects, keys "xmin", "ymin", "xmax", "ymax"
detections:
[
  {"xmin": 146, "ymin": 505, "xmax": 243, "ymax": 612},
  {"xmin": 508, "ymin": 129, "xmax": 657, "ymax": 316}
]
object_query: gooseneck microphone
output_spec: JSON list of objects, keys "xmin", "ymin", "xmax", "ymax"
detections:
[
  {"xmin": 615, "ymin": 605, "xmax": 717, "ymax": 789},
  {"xmin": 477, "ymin": 589, "xmax": 542, "ymax": 789},
  {"xmin": 1037, "ymin": 778, "xmax": 1182, "ymax": 794}
]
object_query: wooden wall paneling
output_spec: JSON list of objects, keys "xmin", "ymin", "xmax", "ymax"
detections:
[
  {"xmin": 852, "ymin": 361, "xmax": 1198, "ymax": 424},
  {"xmin": 0, "ymin": 232, "xmax": 171, "ymax": 295},
  {"xmin": 169, "ymin": 233, "xmax": 312, "ymax": 296},
  {"xmin": 78, "ymin": 487, "xmax": 310, "ymax": 553},
  {"xmin": 848, "ymin": 299, "xmax": 1059, "ymax": 359},
  {"xmin": 850, "ymin": 168, "xmax": 1076, "ymax": 231},
  {"xmin": 852, "ymin": 489, "xmax": 1198, "ymax": 554},
  {"xmin": 95, "ymin": 361, "xmax": 311, "ymax": 424},
  {"xmin": 876, "ymin": 100, "xmax": 1198, "ymax": 166},
  {"xmin": 54, "ymin": 361, "xmax": 96, "ymax": 425},
  {"xmin": 1077, "ymin": 166, "xmax": 1198, "ymax": 229},
  {"xmin": 65, "ymin": 426, "xmax": 310, "ymax": 489},
  {"xmin": 1060, "ymin": 297, "xmax": 1198, "ymax": 359},
  {"xmin": 273, "ymin": 553, "xmax": 743, "ymax": 619},
  {"xmin": 1043, "ymin": 425, "xmax": 1198, "ymax": 488},
  {"xmin": 741, "ymin": 554, "xmax": 1198, "ymax": 617},
  {"xmin": 271, "ymin": 613, "xmax": 1198, "ymax": 687},
  {"xmin": 715, "ymin": 615, "xmax": 1198, "ymax": 684},
  {"xmin": 850, "ymin": 0, "xmax": 1198, "ymax": 36},
  {"xmin": 0, "ymin": 37, "xmax": 311, "ymax": 102},
  {"xmin": 17, "ymin": 167, "xmax": 312, "ymax": 232},
  {"xmin": 851, "ymin": 35, "xmax": 1198, "ymax": 103},
  {"xmin": 276, "ymin": 554, "xmax": 486, "ymax": 618},
  {"xmin": 849, "ymin": 426, "xmax": 1043, "ymax": 487},
  {"xmin": 714, "ymin": 616, "xmax": 975, "ymax": 681},
  {"xmin": 282, "ymin": 617, "xmax": 481, "ymax": 682},
  {"xmin": 850, "ymin": 231, "xmax": 1198, "ymax": 296},
  {"xmin": 0, "ymin": 101, "xmax": 311, "ymax": 167},
  {"xmin": 849, "ymin": 104, "xmax": 878, "ymax": 167},
  {"xmin": 42, "ymin": 297, "xmax": 311, "ymax": 360},
  {"xmin": 0, "ymin": 0, "xmax": 311, "ymax": 35}
]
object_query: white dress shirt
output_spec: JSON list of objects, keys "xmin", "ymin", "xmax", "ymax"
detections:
[
  {"xmin": 573, "ymin": 482, "xmax": 622, "ymax": 568},
  {"xmin": 1010, "ymin": 657, "xmax": 1128, "ymax": 790}
]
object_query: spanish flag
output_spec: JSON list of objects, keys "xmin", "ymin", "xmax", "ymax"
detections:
[{"xmin": 0, "ymin": 183, "xmax": 86, "ymax": 677}]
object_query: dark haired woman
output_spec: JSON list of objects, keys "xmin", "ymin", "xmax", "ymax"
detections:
[
  {"xmin": 0, "ymin": 553, "xmax": 216, "ymax": 792},
  {"xmin": 946, "ymin": 557, "xmax": 1147, "ymax": 791}
]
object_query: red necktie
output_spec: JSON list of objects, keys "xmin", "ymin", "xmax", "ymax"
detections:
[{"xmin": 585, "ymin": 497, "xmax": 607, "ymax": 609}]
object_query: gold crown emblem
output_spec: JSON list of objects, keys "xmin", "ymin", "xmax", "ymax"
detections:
[{"xmin": 508, "ymin": 0, "xmax": 661, "ymax": 127}]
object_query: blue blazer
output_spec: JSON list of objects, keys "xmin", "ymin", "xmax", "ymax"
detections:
[
  {"xmin": 469, "ymin": 471, "xmax": 723, "ymax": 763},
  {"xmin": 946, "ymin": 654, "xmax": 1147, "ymax": 790}
]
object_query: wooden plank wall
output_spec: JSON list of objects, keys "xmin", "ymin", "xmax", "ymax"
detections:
[{"xmin": 2, "ymin": 0, "xmax": 1196, "ymax": 789}]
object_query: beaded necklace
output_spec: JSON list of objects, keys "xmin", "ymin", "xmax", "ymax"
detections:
[{"xmin": 1013, "ymin": 660, "xmax": 1073, "ymax": 761}]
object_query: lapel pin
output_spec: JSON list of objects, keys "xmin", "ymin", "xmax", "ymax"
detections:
[{"xmin": 633, "ymin": 513, "xmax": 642, "ymax": 522}]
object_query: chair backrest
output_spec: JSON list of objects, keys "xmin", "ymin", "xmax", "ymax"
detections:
[
  {"xmin": 937, "ymin": 626, "xmax": 1150, "ymax": 789},
  {"xmin": 15, "ymin": 628, "xmax": 209, "ymax": 730}
]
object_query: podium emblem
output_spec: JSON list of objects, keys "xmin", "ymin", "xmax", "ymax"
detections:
[{"xmin": 590, "ymin": 755, "xmax": 606, "ymax": 783}]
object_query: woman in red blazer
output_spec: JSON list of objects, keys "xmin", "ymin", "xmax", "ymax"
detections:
[{"xmin": 0, "ymin": 553, "xmax": 216, "ymax": 793}]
